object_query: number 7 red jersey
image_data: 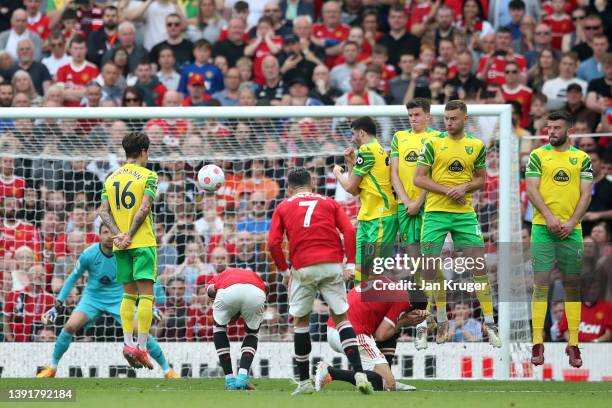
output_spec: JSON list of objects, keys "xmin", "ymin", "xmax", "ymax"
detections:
[{"xmin": 268, "ymin": 192, "xmax": 356, "ymax": 270}]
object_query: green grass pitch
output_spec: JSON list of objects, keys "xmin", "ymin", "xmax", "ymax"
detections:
[{"xmin": 1, "ymin": 379, "xmax": 610, "ymax": 408}]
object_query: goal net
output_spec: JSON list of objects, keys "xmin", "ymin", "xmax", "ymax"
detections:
[{"xmin": 0, "ymin": 105, "xmax": 530, "ymax": 379}]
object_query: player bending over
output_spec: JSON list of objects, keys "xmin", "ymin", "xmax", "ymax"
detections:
[
  {"xmin": 390, "ymin": 97, "xmax": 448, "ymax": 349},
  {"xmin": 414, "ymin": 100, "xmax": 500, "ymax": 347},
  {"xmin": 268, "ymin": 168, "xmax": 373, "ymax": 395},
  {"xmin": 37, "ymin": 225, "xmax": 178, "ymax": 378},
  {"xmin": 207, "ymin": 267, "xmax": 267, "ymax": 390},
  {"xmin": 333, "ymin": 116, "xmax": 398, "ymax": 283},
  {"xmin": 316, "ymin": 280, "xmax": 427, "ymax": 392},
  {"xmin": 98, "ymin": 132, "xmax": 159, "ymax": 368},
  {"xmin": 526, "ymin": 110, "xmax": 592, "ymax": 367}
]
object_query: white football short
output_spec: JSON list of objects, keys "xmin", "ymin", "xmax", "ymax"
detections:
[
  {"xmin": 289, "ymin": 262, "xmax": 348, "ymax": 317},
  {"xmin": 327, "ymin": 327, "xmax": 387, "ymax": 371},
  {"xmin": 213, "ymin": 284, "xmax": 266, "ymax": 330}
]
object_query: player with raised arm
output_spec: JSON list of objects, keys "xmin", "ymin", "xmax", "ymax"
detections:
[
  {"xmin": 333, "ymin": 116, "xmax": 398, "ymax": 283},
  {"xmin": 37, "ymin": 225, "xmax": 178, "ymax": 378},
  {"xmin": 98, "ymin": 132, "xmax": 158, "ymax": 369},
  {"xmin": 206, "ymin": 267, "xmax": 267, "ymax": 390},
  {"xmin": 414, "ymin": 100, "xmax": 501, "ymax": 348},
  {"xmin": 268, "ymin": 168, "xmax": 373, "ymax": 395},
  {"xmin": 390, "ymin": 98, "xmax": 448, "ymax": 350},
  {"xmin": 526, "ymin": 110, "xmax": 592, "ymax": 368},
  {"xmin": 316, "ymin": 280, "xmax": 427, "ymax": 392}
]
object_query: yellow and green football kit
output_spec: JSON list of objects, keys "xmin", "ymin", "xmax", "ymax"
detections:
[
  {"xmin": 102, "ymin": 163, "xmax": 158, "ymax": 283},
  {"xmin": 391, "ymin": 127, "xmax": 440, "ymax": 245},
  {"xmin": 525, "ymin": 144, "xmax": 592, "ymax": 273},
  {"xmin": 526, "ymin": 144, "xmax": 592, "ymax": 346},
  {"xmin": 392, "ymin": 127, "xmax": 446, "ymax": 313},
  {"xmin": 416, "ymin": 133, "xmax": 486, "ymax": 255},
  {"xmin": 352, "ymin": 138, "xmax": 398, "ymax": 266}
]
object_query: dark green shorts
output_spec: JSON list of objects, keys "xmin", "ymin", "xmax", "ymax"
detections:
[
  {"xmin": 398, "ymin": 203, "xmax": 423, "ymax": 245},
  {"xmin": 531, "ymin": 224, "xmax": 583, "ymax": 274},
  {"xmin": 356, "ymin": 215, "xmax": 398, "ymax": 265},
  {"xmin": 421, "ymin": 211, "xmax": 484, "ymax": 256},
  {"xmin": 114, "ymin": 247, "xmax": 157, "ymax": 283}
]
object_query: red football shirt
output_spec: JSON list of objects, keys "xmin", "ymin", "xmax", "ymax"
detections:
[
  {"xmin": 144, "ymin": 119, "xmax": 189, "ymax": 147},
  {"xmin": 312, "ymin": 23, "xmax": 350, "ymax": 67},
  {"xmin": 542, "ymin": 14, "xmax": 574, "ymax": 50},
  {"xmin": 406, "ymin": 2, "xmax": 432, "ymax": 32},
  {"xmin": 206, "ymin": 267, "xmax": 267, "ymax": 292},
  {"xmin": 182, "ymin": 94, "xmax": 212, "ymax": 106},
  {"xmin": 0, "ymin": 175, "xmax": 25, "ymax": 201},
  {"xmin": 559, "ymin": 301, "xmax": 612, "ymax": 342},
  {"xmin": 502, "ymin": 84, "xmax": 533, "ymax": 127},
  {"xmin": 477, "ymin": 54, "xmax": 527, "ymax": 85},
  {"xmin": 56, "ymin": 62, "xmax": 100, "ymax": 107},
  {"xmin": 3, "ymin": 289, "xmax": 55, "ymax": 341},
  {"xmin": 0, "ymin": 220, "xmax": 42, "ymax": 261},
  {"xmin": 28, "ymin": 13, "xmax": 52, "ymax": 40},
  {"xmin": 541, "ymin": 1, "xmax": 578, "ymax": 17},
  {"xmin": 378, "ymin": 64, "xmax": 397, "ymax": 95},
  {"xmin": 268, "ymin": 192, "xmax": 356, "ymax": 271},
  {"xmin": 251, "ymin": 36, "xmax": 283, "ymax": 84},
  {"xmin": 327, "ymin": 282, "xmax": 411, "ymax": 336}
]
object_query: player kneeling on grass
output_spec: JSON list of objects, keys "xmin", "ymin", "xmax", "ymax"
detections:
[
  {"xmin": 268, "ymin": 168, "xmax": 373, "ymax": 395},
  {"xmin": 206, "ymin": 267, "xmax": 267, "ymax": 390},
  {"xmin": 317, "ymin": 279, "xmax": 427, "ymax": 392},
  {"xmin": 37, "ymin": 225, "xmax": 178, "ymax": 378}
]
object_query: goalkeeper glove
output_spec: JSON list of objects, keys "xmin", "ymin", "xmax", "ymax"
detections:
[
  {"xmin": 153, "ymin": 307, "xmax": 163, "ymax": 322},
  {"xmin": 42, "ymin": 300, "xmax": 64, "ymax": 325}
]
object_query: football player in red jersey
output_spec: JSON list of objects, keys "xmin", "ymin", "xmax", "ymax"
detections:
[
  {"xmin": 268, "ymin": 168, "xmax": 373, "ymax": 395},
  {"xmin": 56, "ymin": 35, "xmax": 99, "ymax": 107},
  {"xmin": 206, "ymin": 267, "xmax": 267, "ymax": 390},
  {"xmin": 316, "ymin": 280, "xmax": 427, "ymax": 392}
]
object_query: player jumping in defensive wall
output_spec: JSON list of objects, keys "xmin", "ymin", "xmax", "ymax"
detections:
[
  {"xmin": 37, "ymin": 225, "xmax": 178, "ymax": 378},
  {"xmin": 390, "ymin": 97, "xmax": 448, "ymax": 349},
  {"xmin": 268, "ymin": 168, "xmax": 373, "ymax": 395},
  {"xmin": 334, "ymin": 116, "xmax": 398, "ymax": 283},
  {"xmin": 526, "ymin": 110, "xmax": 592, "ymax": 368},
  {"xmin": 98, "ymin": 132, "xmax": 159, "ymax": 368},
  {"xmin": 414, "ymin": 100, "xmax": 501, "ymax": 348}
]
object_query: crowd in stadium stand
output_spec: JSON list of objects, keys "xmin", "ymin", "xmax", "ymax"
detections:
[{"xmin": 0, "ymin": 0, "xmax": 611, "ymax": 343}]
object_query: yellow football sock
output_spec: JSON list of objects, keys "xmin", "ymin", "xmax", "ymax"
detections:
[
  {"xmin": 474, "ymin": 274, "xmax": 494, "ymax": 320},
  {"xmin": 565, "ymin": 287, "xmax": 581, "ymax": 346},
  {"xmin": 434, "ymin": 267, "xmax": 447, "ymax": 319},
  {"xmin": 137, "ymin": 294, "xmax": 154, "ymax": 336},
  {"xmin": 531, "ymin": 284, "xmax": 549, "ymax": 345},
  {"xmin": 120, "ymin": 293, "xmax": 138, "ymax": 337}
]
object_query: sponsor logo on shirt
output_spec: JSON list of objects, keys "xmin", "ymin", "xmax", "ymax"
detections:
[
  {"xmin": 448, "ymin": 158, "xmax": 465, "ymax": 173},
  {"xmin": 553, "ymin": 168, "xmax": 570, "ymax": 185}
]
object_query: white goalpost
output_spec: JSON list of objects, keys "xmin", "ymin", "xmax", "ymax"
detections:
[{"xmin": 0, "ymin": 105, "xmax": 533, "ymax": 380}]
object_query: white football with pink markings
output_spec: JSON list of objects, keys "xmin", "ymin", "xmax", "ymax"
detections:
[{"xmin": 197, "ymin": 164, "xmax": 225, "ymax": 192}]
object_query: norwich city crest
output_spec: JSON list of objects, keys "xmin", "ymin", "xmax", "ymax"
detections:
[
  {"xmin": 569, "ymin": 157, "xmax": 577, "ymax": 165},
  {"xmin": 465, "ymin": 146, "xmax": 473, "ymax": 155}
]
